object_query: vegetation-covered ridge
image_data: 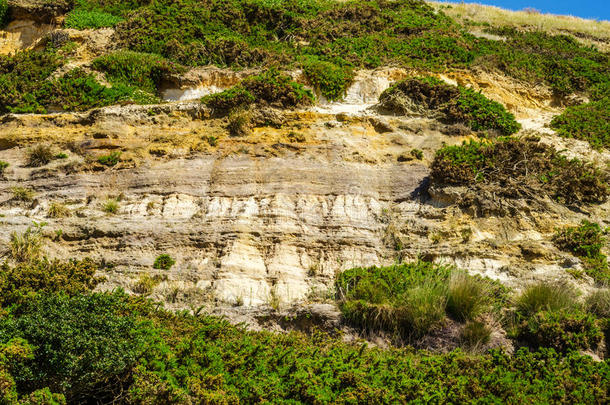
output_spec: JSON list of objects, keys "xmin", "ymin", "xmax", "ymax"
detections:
[
  {"xmin": 0, "ymin": 255, "xmax": 608, "ymax": 403},
  {"xmin": 376, "ymin": 76, "xmax": 521, "ymax": 135},
  {"xmin": 430, "ymin": 136, "xmax": 610, "ymax": 206},
  {"xmin": 0, "ymin": 0, "xmax": 608, "ymax": 112}
]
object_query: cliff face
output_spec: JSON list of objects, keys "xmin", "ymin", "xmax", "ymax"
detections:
[{"xmin": 0, "ymin": 4, "xmax": 608, "ymax": 315}]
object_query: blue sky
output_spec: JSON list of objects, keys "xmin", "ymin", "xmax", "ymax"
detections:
[{"xmin": 443, "ymin": 0, "xmax": 609, "ymax": 21}]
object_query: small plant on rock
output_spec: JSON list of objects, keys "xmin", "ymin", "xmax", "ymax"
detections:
[
  {"xmin": 102, "ymin": 199, "xmax": 119, "ymax": 214},
  {"xmin": 27, "ymin": 145, "xmax": 54, "ymax": 167},
  {"xmin": 11, "ymin": 187, "xmax": 35, "ymax": 202},
  {"xmin": 98, "ymin": 152, "xmax": 121, "ymax": 167},
  {"xmin": 48, "ymin": 202, "xmax": 71, "ymax": 218},
  {"xmin": 153, "ymin": 254, "xmax": 175, "ymax": 270}
]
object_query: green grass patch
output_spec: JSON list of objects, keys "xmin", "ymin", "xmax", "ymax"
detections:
[
  {"xmin": 335, "ymin": 262, "xmax": 507, "ymax": 340},
  {"xmin": 431, "ymin": 137, "xmax": 609, "ymax": 206},
  {"xmin": 64, "ymin": 9, "xmax": 123, "ymax": 29}
]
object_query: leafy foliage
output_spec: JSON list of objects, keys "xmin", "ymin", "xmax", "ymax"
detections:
[
  {"xmin": 302, "ymin": 58, "xmax": 353, "ymax": 101},
  {"xmin": 0, "ymin": 259, "xmax": 100, "ymax": 307},
  {"xmin": 431, "ymin": 137, "xmax": 609, "ymax": 206},
  {"xmin": 550, "ymin": 97, "xmax": 610, "ymax": 150},
  {"xmin": 92, "ymin": 51, "xmax": 184, "ymax": 95},
  {"xmin": 64, "ymin": 9, "xmax": 123, "ymax": 29},
  {"xmin": 516, "ymin": 310, "xmax": 603, "ymax": 353},
  {"xmin": 152, "ymin": 254, "xmax": 175, "ymax": 270},
  {"xmin": 554, "ymin": 221, "xmax": 609, "ymax": 284},
  {"xmin": 378, "ymin": 77, "xmax": 520, "ymax": 135},
  {"xmin": 202, "ymin": 69, "xmax": 313, "ymax": 115}
]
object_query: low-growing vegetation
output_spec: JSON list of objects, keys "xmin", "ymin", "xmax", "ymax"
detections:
[
  {"xmin": 10, "ymin": 187, "xmax": 35, "ymax": 202},
  {"xmin": 97, "ymin": 152, "xmax": 121, "ymax": 167},
  {"xmin": 431, "ymin": 137, "xmax": 609, "ymax": 206},
  {"xmin": 102, "ymin": 199, "xmax": 119, "ymax": 214},
  {"xmin": 0, "ymin": 0, "xmax": 606, "ymax": 112},
  {"xmin": 377, "ymin": 77, "xmax": 521, "ymax": 135},
  {"xmin": 202, "ymin": 69, "xmax": 314, "ymax": 115},
  {"xmin": 26, "ymin": 145, "xmax": 54, "ymax": 167},
  {"xmin": 335, "ymin": 261, "xmax": 508, "ymax": 341},
  {"xmin": 0, "ymin": 256, "xmax": 608, "ymax": 403},
  {"xmin": 152, "ymin": 254, "xmax": 175, "ymax": 270},
  {"xmin": 554, "ymin": 220, "xmax": 610, "ymax": 284},
  {"xmin": 47, "ymin": 202, "xmax": 71, "ymax": 218},
  {"xmin": 550, "ymin": 96, "xmax": 610, "ymax": 150},
  {"xmin": 512, "ymin": 282, "xmax": 606, "ymax": 354},
  {"xmin": 8, "ymin": 224, "xmax": 44, "ymax": 264}
]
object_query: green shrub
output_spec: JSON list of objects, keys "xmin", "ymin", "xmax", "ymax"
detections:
[
  {"xmin": 377, "ymin": 77, "xmax": 520, "ymax": 135},
  {"xmin": 554, "ymin": 221, "xmax": 609, "ymax": 284},
  {"xmin": 0, "ymin": 160, "xmax": 8, "ymax": 174},
  {"xmin": 26, "ymin": 145, "xmax": 54, "ymax": 167},
  {"xmin": 93, "ymin": 51, "xmax": 184, "ymax": 94},
  {"xmin": 202, "ymin": 87, "xmax": 255, "ymax": 115},
  {"xmin": 550, "ymin": 97, "xmax": 610, "ymax": 150},
  {"xmin": 0, "ymin": 259, "xmax": 100, "ymax": 307},
  {"xmin": 97, "ymin": 152, "xmax": 121, "ymax": 166},
  {"xmin": 336, "ymin": 261, "xmax": 451, "ymax": 339},
  {"xmin": 0, "ymin": 291, "xmax": 159, "ymax": 403},
  {"xmin": 517, "ymin": 310, "xmax": 602, "ymax": 353},
  {"xmin": 153, "ymin": 254, "xmax": 175, "ymax": 270},
  {"xmin": 0, "ymin": 0, "xmax": 8, "ymax": 28},
  {"xmin": 516, "ymin": 282, "xmax": 578, "ymax": 318},
  {"xmin": 65, "ymin": 9, "xmax": 123, "ymax": 29},
  {"xmin": 431, "ymin": 137, "xmax": 609, "ymax": 206},
  {"xmin": 203, "ymin": 69, "xmax": 313, "ymax": 115},
  {"xmin": 302, "ymin": 58, "xmax": 353, "ymax": 101}
]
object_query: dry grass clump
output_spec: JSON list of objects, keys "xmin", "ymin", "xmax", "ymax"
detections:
[{"xmin": 431, "ymin": 1, "xmax": 610, "ymax": 51}]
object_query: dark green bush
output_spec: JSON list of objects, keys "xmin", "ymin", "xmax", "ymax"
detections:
[
  {"xmin": 92, "ymin": 51, "xmax": 185, "ymax": 94},
  {"xmin": 0, "ymin": 0, "xmax": 8, "ymax": 27},
  {"xmin": 0, "ymin": 258, "xmax": 100, "ymax": 307},
  {"xmin": 431, "ymin": 137, "xmax": 610, "ymax": 206},
  {"xmin": 550, "ymin": 97, "xmax": 610, "ymax": 150},
  {"xmin": 302, "ymin": 58, "xmax": 353, "ymax": 101},
  {"xmin": 202, "ymin": 87, "xmax": 255, "ymax": 115},
  {"xmin": 335, "ymin": 261, "xmax": 451, "ymax": 339},
  {"xmin": 97, "ymin": 152, "xmax": 121, "ymax": 166},
  {"xmin": 554, "ymin": 221, "xmax": 609, "ymax": 284},
  {"xmin": 202, "ymin": 69, "xmax": 313, "ymax": 115},
  {"xmin": 0, "ymin": 291, "xmax": 160, "ymax": 403},
  {"xmin": 517, "ymin": 310, "xmax": 602, "ymax": 353},
  {"xmin": 153, "ymin": 254, "xmax": 175, "ymax": 270},
  {"xmin": 378, "ymin": 77, "xmax": 520, "ymax": 135}
]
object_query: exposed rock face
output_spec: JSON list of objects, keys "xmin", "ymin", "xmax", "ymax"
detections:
[
  {"xmin": 1, "ymin": 91, "xmax": 608, "ymax": 312},
  {"xmin": 0, "ymin": 17, "xmax": 608, "ymax": 313}
]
